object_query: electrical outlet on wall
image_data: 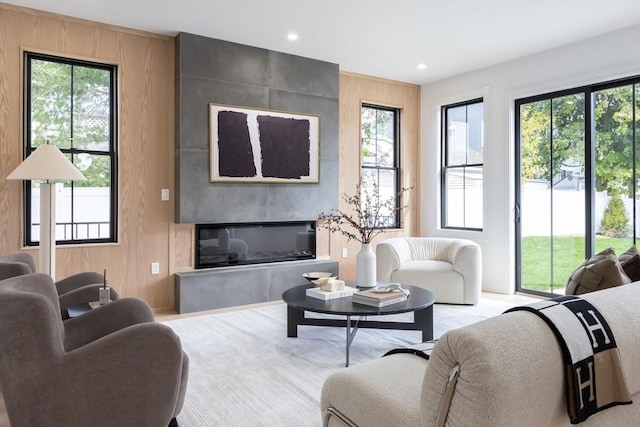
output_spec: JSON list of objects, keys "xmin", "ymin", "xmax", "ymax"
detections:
[
  {"xmin": 151, "ymin": 262, "xmax": 160, "ymax": 275},
  {"xmin": 342, "ymin": 248, "xmax": 348, "ymax": 258}
]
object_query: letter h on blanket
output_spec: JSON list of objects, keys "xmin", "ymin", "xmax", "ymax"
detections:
[
  {"xmin": 576, "ymin": 310, "xmax": 611, "ymax": 348},
  {"xmin": 506, "ymin": 295, "xmax": 632, "ymax": 424}
]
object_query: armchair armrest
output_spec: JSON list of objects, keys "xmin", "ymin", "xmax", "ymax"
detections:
[
  {"xmin": 15, "ymin": 324, "xmax": 186, "ymax": 426},
  {"xmin": 58, "ymin": 284, "xmax": 120, "ymax": 318},
  {"xmin": 63, "ymin": 298, "xmax": 155, "ymax": 351},
  {"xmin": 450, "ymin": 241, "xmax": 482, "ymax": 304},
  {"xmin": 55, "ymin": 271, "xmax": 105, "ymax": 295},
  {"xmin": 0, "ymin": 262, "xmax": 32, "ymax": 280},
  {"xmin": 322, "ymin": 352, "xmax": 427, "ymax": 427},
  {"xmin": 376, "ymin": 239, "xmax": 412, "ymax": 281}
]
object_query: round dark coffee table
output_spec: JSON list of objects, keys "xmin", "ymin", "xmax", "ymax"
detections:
[{"xmin": 282, "ymin": 283, "xmax": 435, "ymax": 366}]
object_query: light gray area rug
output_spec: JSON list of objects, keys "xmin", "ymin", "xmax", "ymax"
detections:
[{"xmin": 163, "ymin": 297, "xmax": 525, "ymax": 427}]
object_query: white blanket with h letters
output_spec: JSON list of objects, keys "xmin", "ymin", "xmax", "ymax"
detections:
[{"xmin": 505, "ymin": 295, "xmax": 632, "ymax": 424}]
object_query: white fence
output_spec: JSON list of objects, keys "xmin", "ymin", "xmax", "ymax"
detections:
[
  {"xmin": 31, "ymin": 185, "xmax": 111, "ymax": 240},
  {"xmin": 521, "ymin": 185, "xmax": 636, "ymax": 236}
]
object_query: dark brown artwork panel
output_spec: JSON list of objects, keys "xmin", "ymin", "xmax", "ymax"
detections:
[
  {"xmin": 209, "ymin": 104, "xmax": 319, "ymax": 183},
  {"xmin": 258, "ymin": 115, "xmax": 310, "ymax": 179}
]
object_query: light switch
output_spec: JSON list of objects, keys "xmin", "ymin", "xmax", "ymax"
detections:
[
  {"xmin": 161, "ymin": 189, "xmax": 170, "ymax": 201},
  {"xmin": 151, "ymin": 262, "xmax": 160, "ymax": 275},
  {"xmin": 342, "ymin": 248, "xmax": 348, "ymax": 258}
]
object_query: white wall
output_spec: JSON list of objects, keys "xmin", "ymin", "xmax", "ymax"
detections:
[{"xmin": 420, "ymin": 25, "xmax": 640, "ymax": 294}]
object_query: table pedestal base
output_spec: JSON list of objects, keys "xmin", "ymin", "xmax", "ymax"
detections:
[{"xmin": 287, "ymin": 304, "xmax": 433, "ymax": 367}]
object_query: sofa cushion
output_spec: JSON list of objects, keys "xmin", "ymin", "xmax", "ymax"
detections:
[
  {"xmin": 619, "ymin": 246, "xmax": 640, "ymax": 282},
  {"xmin": 565, "ymin": 248, "xmax": 631, "ymax": 295},
  {"xmin": 390, "ymin": 261, "xmax": 465, "ymax": 304}
]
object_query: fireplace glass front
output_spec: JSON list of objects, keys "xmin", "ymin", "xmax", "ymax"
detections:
[{"xmin": 195, "ymin": 221, "xmax": 316, "ymax": 269}]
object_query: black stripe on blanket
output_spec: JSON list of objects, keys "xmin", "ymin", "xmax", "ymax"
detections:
[{"xmin": 505, "ymin": 295, "xmax": 631, "ymax": 424}]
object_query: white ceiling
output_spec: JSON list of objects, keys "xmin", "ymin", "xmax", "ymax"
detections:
[{"xmin": 3, "ymin": 0, "xmax": 640, "ymax": 85}]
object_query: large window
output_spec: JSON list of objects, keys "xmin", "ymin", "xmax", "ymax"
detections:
[
  {"xmin": 361, "ymin": 104, "xmax": 401, "ymax": 228},
  {"xmin": 441, "ymin": 99, "xmax": 484, "ymax": 230},
  {"xmin": 24, "ymin": 52, "xmax": 117, "ymax": 245},
  {"xmin": 516, "ymin": 76, "xmax": 640, "ymax": 296}
]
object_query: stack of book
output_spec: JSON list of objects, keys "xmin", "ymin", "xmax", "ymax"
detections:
[
  {"xmin": 306, "ymin": 285, "xmax": 359, "ymax": 300},
  {"xmin": 351, "ymin": 289, "xmax": 408, "ymax": 307}
]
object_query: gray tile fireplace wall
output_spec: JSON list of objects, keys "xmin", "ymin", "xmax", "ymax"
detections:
[{"xmin": 175, "ymin": 32, "xmax": 339, "ymax": 224}]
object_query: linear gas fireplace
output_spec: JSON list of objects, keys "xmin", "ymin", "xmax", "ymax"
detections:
[{"xmin": 195, "ymin": 221, "xmax": 316, "ymax": 269}]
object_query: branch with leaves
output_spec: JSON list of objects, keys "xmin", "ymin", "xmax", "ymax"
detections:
[{"xmin": 318, "ymin": 175, "xmax": 413, "ymax": 244}]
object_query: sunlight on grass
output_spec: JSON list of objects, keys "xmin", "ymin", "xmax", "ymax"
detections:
[{"xmin": 521, "ymin": 236, "xmax": 632, "ymax": 293}]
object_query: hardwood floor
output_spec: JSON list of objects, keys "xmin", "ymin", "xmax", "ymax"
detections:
[{"xmin": 154, "ymin": 300, "xmax": 283, "ymax": 322}]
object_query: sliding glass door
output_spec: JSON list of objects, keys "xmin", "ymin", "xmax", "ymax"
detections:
[
  {"xmin": 516, "ymin": 76, "xmax": 640, "ymax": 296},
  {"xmin": 593, "ymin": 83, "xmax": 637, "ymax": 250}
]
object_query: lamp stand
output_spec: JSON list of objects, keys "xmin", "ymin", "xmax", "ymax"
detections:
[
  {"xmin": 39, "ymin": 182, "xmax": 56, "ymax": 280},
  {"xmin": 6, "ymin": 142, "xmax": 85, "ymax": 273}
]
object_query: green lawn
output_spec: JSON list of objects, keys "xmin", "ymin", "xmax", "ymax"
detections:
[{"xmin": 521, "ymin": 236, "xmax": 633, "ymax": 293}]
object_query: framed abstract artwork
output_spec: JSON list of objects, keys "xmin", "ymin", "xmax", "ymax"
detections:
[{"xmin": 209, "ymin": 103, "xmax": 320, "ymax": 183}]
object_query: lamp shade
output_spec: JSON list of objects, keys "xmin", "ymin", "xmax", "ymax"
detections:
[{"xmin": 7, "ymin": 142, "xmax": 86, "ymax": 181}]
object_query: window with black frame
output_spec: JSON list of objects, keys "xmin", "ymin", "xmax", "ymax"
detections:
[
  {"xmin": 360, "ymin": 104, "xmax": 401, "ymax": 229},
  {"xmin": 24, "ymin": 52, "xmax": 117, "ymax": 245},
  {"xmin": 441, "ymin": 98, "xmax": 484, "ymax": 230}
]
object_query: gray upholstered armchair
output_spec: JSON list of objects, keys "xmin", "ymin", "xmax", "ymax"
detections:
[
  {"xmin": 0, "ymin": 273, "xmax": 189, "ymax": 426},
  {"xmin": 0, "ymin": 252, "xmax": 119, "ymax": 317}
]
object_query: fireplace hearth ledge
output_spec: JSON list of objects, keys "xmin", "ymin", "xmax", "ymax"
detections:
[{"xmin": 174, "ymin": 259, "xmax": 339, "ymax": 313}]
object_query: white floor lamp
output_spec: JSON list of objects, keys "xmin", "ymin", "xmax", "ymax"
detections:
[{"xmin": 7, "ymin": 141, "xmax": 86, "ymax": 280}]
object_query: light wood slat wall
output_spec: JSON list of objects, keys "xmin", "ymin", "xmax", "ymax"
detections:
[
  {"xmin": 323, "ymin": 72, "xmax": 421, "ymax": 280},
  {"xmin": 0, "ymin": 4, "xmax": 421, "ymax": 310},
  {"xmin": 169, "ymin": 224, "xmax": 194, "ymax": 274},
  {"xmin": 0, "ymin": 4, "xmax": 176, "ymax": 311}
]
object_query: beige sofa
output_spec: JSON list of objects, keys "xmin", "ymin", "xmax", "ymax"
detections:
[
  {"xmin": 321, "ymin": 283, "xmax": 639, "ymax": 427},
  {"xmin": 376, "ymin": 237, "xmax": 481, "ymax": 304}
]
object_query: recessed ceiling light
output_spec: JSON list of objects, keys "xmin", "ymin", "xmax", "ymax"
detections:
[
  {"xmin": 288, "ymin": 33, "xmax": 299, "ymax": 41},
  {"xmin": 417, "ymin": 63, "xmax": 427, "ymax": 70}
]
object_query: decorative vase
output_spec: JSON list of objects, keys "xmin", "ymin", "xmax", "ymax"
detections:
[{"xmin": 356, "ymin": 243, "xmax": 377, "ymax": 288}]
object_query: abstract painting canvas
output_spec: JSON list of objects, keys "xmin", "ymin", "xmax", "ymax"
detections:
[{"xmin": 209, "ymin": 103, "xmax": 320, "ymax": 183}]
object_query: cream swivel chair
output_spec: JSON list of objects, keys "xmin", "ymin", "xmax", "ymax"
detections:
[{"xmin": 376, "ymin": 237, "xmax": 482, "ymax": 305}]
